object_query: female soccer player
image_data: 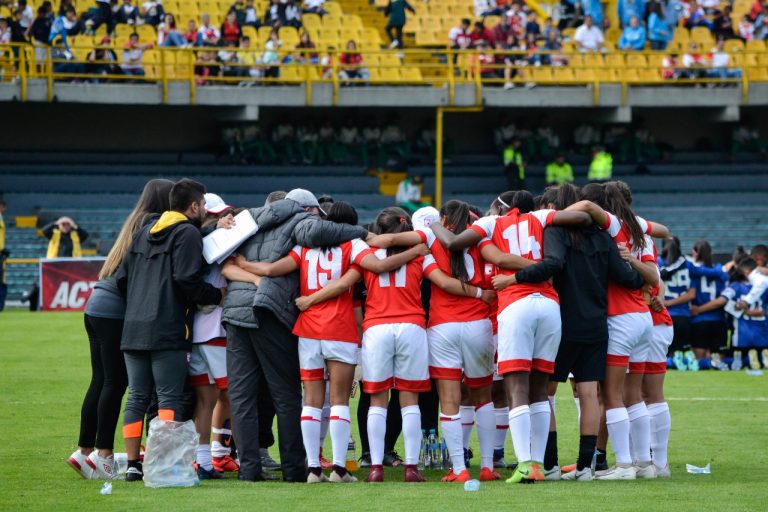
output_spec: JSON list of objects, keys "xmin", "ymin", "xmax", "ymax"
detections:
[
  {"xmin": 430, "ymin": 190, "xmax": 591, "ymax": 484},
  {"xmin": 688, "ymin": 240, "xmax": 729, "ymax": 364}
]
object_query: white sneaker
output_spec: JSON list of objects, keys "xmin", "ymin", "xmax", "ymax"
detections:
[
  {"xmin": 67, "ymin": 450, "xmax": 95, "ymax": 479},
  {"xmin": 634, "ymin": 462, "xmax": 657, "ymax": 479},
  {"xmin": 655, "ymin": 464, "xmax": 671, "ymax": 478},
  {"xmin": 504, "ymin": 82, "xmax": 515, "ymax": 90},
  {"xmin": 307, "ymin": 471, "xmax": 329, "ymax": 483},
  {"xmin": 544, "ymin": 465, "xmax": 561, "ymax": 480},
  {"xmin": 561, "ymin": 467, "xmax": 593, "ymax": 481},
  {"xmin": 329, "ymin": 469, "xmax": 358, "ymax": 483},
  {"xmin": 88, "ymin": 451, "xmax": 119, "ymax": 480},
  {"xmin": 594, "ymin": 464, "xmax": 636, "ymax": 480}
]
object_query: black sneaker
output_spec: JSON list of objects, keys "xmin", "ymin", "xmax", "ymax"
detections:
[
  {"xmin": 594, "ymin": 460, "xmax": 609, "ymax": 472},
  {"xmin": 383, "ymin": 450, "xmax": 403, "ymax": 467},
  {"xmin": 359, "ymin": 451, "xmax": 372, "ymax": 468},
  {"xmin": 464, "ymin": 448, "xmax": 473, "ymax": 468},
  {"xmin": 125, "ymin": 466, "xmax": 143, "ymax": 482},
  {"xmin": 198, "ymin": 466, "xmax": 224, "ymax": 480}
]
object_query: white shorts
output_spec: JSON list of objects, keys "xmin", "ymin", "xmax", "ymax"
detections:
[
  {"xmin": 497, "ymin": 294, "xmax": 562, "ymax": 375},
  {"xmin": 298, "ymin": 337, "xmax": 360, "ymax": 381},
  {"xmin": 607, "ymin": 312, "xmax": 654, "ymax": 373},
  {"xmin": 428, "ymin": 319, "xmax": 494, "ymax": 388},
  {"xmin": 362, "ymin": 323, "xmax": 430, "ymax": 393},
  {"xmin": 188, "ymin": 342, "xmax": 228, "ymax": 390},
  {"xmin": 492, "ymin": 334, "xmax": 503, "ymax": 382},
  {"xmin": 647, "ymin": 324, "xmax": 673, "ymax": 374}
]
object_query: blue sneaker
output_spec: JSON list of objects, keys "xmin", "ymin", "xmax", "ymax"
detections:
[
  {"xmin": 685, "ymin": 350, "xmax": 699, "ymax": 371},
  {"xmin": 198, "ymin": 466, "xmax": 224, "ymax": 480},
  {"xmin": 672, "ymin": 351, "xmax": 686, "ymax": 371},
  {"xmin": 493, "ymin": 448, "xmax": 505, "ymax": 468}
]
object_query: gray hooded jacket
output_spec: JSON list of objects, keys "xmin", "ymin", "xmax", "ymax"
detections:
[{"xmin": 221, "ymin": 199, "xmax": 369, "ymax": 330}]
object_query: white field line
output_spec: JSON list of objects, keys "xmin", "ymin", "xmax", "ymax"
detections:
[{"xmin": 555, "ymin": 397, "xmax": 768, "ymax": 402}]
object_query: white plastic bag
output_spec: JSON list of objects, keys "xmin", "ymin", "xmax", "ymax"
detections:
[{"xmin": 143, "ymin": 417, "xmax": 200, "ymax": 488}]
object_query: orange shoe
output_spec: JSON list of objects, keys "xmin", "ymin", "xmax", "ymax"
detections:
[
  {"xmin": 441, "ymin": 468, "xmax": 470, "ymax": 483},
  {"xmin": 213, "ymin": 454, "xmax": 240, "ymax": 473},
  {"xmin": 528, "ymin": 462, "xmax": 545, "ymax": 482},
  {"xmin": 479, "ymin": 467, "xmax": 501, "ymax": 481},
  {"xmin": 561, "ymin": 463, "xmax": 577, "ymax": 473},
  {"xmin": 319, "ymin": 449, "xmax": 332, "ymax": 470}
]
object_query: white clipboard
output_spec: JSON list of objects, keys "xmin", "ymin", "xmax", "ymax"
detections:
[{"xmin": 202, "ymin": 210, "xmax": 258, "ymax": 264}]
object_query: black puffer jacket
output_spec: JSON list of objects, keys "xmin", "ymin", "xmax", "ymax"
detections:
[{"xmin": 116, "ymin": 212, "xmax": 222, "ymax": 351}]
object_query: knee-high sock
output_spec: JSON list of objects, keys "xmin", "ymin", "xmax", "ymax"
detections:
[
  {"xmin": 494, "ymin": 406, "xmax": 509, "ymax": 451},
  {"xmin": 301, "ymin": 406, "xmax": 323, "ymax": 468},
  {"xmin": 605, "ymin": 407, "xmax": 631, "ymax": 465},
  {"xmin": 401, "ymin": 405, "xmax": 422, "ymax": 465},
  {"xmin": 548, "ymin": 395, "xmax": 556, "ymax": 415},
  {"xmin": 440, "ymin": 412, "xmax": 465, "ymax": 473},
  {"xmin": 367, "ymin": 406, "xmax": 387, "ymax": 466},
  {"xmin": 319, "ymin": 397, "xmax": 331, "ymax": 453},
  {"xmin": 475, "ymin": 402, "xmax": 495, "ymax": 470},
  {"xmin": 196, "ymin": 444, "xmax": 213, "ymax": 471},
  {"xmin": 459, "ymin": 405, "xmax": 475, "ymax": 450},
  {"xmin": 627, "ymin": 402, "xmax": 651, "ymax": 463},
  {"xmin": 329, "ymin": 405, "xmax": 351, "ymax": 468},
  {"xmin": 647, "ymin": 402, "xmax": 671, "ymax": 469},
  {"xmin": 529, "ymin": 401, "xmax": 551, "ymax": 464},
  {"xmin": 508, "ymin": 405, "xmax": 531, "ymax": 462}
]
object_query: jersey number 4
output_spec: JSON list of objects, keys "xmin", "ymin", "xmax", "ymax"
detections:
[{"xmin": 502, "ymin": 221, "xmax": 541, "ymax": 259}]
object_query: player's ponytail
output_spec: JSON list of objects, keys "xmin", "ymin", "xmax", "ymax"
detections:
[
  {"xmin": 509, "ymin": 190, "xmax": 535, "ymax": 213},
  {"xmin": 440, "ymin": 200, "xmax": 471, "ymax": 284},
  {"xmin": 326, "ymin": 201, "xmax": 358, "ymax": 226},
  {"xmin": 693, "ymin": 239, "xmax": 713, "ymax": 267},
  {"xmin": 373, "ymin": 207, "xmax": 413, "ymax": 256},
  {"xmin": 492, "ymin": 190, "xmax": 517, "ymax": 215},
  {"xmin": 553, "ymin": 183, "xmax": 582, "ymax": 211},
  {"xmin": 604, "ymin": 181, "xmax": 646, "ymax": 251},
  {"xmin": 662, "ymin": 236, "xmax": 682, "ymax": 264}
]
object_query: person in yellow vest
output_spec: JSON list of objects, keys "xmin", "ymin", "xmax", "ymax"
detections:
[
  {"xmin": 545, "ymin": 153, "xmax": 574, "ymax": 186},
  {"xmin": 587, "ymin": 145, "xmax": 613, "ymax": 183},
  {"xmin": 43, "ymin": 216, "xmax": 89, "ymax": 258},
  {"xmin": 0, "ymin": 200, "xmax": 7, "ymax": 311},
  {"xmin": 503, "ymin": 137, "xmax": 526, "ymax": 190}
]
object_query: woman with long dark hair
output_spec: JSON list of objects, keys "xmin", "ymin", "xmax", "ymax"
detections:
[
  {"xmin": 67, "ymin": 179, "xmax": 173, "ymax": 480},
  {"xmin": 688, "ymin": 239, "xmax": 729, "ymax": 362}
]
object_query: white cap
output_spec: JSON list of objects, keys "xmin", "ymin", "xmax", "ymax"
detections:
[
  {"xmin": 204, "ymin": 193, "xmax": 231, "ymax": 214},
  {"xmin": 411, "ymin": 206, "xmax": 440, "ymax": 232}
]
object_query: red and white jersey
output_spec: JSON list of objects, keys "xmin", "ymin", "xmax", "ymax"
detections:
[
  {"xmin": 649, "ymin": 242, "xmax": 673, "ymax": 326},
  {"xmin": 192, "ymin": 264, "xmax": 227, "ymax": 344},
  {"xmin": 471, "ymin": 209, "xmax": 559, "ymax": 314},
  {"xmin": 417, "ymin": 228, "xmax": 490, "ymax": 327},
  {"xmin": 602, "ymin": 213, "xmax": 656, "ymax": 316},
  {"xmin": 361, "ymin": 247, "xmax": 433, "ymax": 331},
  {"xmin": 484, "ymin": 262, "xmax": 498, "ymax": 334},
  {"xmin": 288, "ymin": 239, "xmax": 368, "ymax": 343}
]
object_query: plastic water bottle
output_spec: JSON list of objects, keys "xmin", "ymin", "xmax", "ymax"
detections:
[
  {"xmin": 441, "ymin": 439, "xmax": 451, "ymax": 470},
  {"xmin": 428, "ymin": 430, "xmax": 439, "ymax": 469},
  {"xmin": 345, "ymin": 438, "xmax": 359, "ymax": 472},
  {"xmin": 114, "ymin": 453, "xmax": 128, "ymax": 475},
  {"xmin": 464, "ymin": 479, "xmax": 481, "ymax": 491},
  {"xmin": 100, "ymin": 482, "xmax": 112, "ymax": 495},
  {"xmin": 418, "ymin": 430, "xmax": 427, "ymax": 470}
]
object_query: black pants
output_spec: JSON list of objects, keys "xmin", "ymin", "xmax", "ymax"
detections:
[
  {"xmin": 386, "ymin": 23, "xmax": 404, "ymax": 48},
  {"xmin": 258, "ymin": 373, "xmax": 276, "ymax": 449},
  {"xmin": 357, "ymin": 387, "xmax": 402, "ymax": 454},
  {"xmin": 122, "ymin": 349, "xmax": 188, "ymax": 428},
  {"xmin": 227, "ymin": 310, "xmax": 306, "ymax": 481},
  {"xmin": 79, "ymin": 314, "xmax": 128, "ymax": 449},
  {"xmin": 419, "ymin": 381, "xmax": 440, "ymax": 433}
]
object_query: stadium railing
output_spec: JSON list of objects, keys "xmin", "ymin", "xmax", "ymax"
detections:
[{"xmin": 2, "ymin": 43, "xmax": 767, "ymax": 106}]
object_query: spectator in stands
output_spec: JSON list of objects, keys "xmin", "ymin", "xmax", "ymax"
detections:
[
  {"xmin": 57, "ymin": 0, "xmax": 74, "ymax": 16},
  {"xmin": 749, "ymin": 0, "xmax": 765, "ymax": 21},
  {"xmin": 122, "ymin": 33, "xmax": 151, "ymax": 77},
  {"xmin": 318, "ymin": 119, "xmax": 342, "ymax": 164},
  {"xmin": 712, "ymin": 6, "xmax": 736, "ymax": 41},
  {"xmin": 159, "ymin": 13, "xmax": 187, "ymax": 46},
  {"xmin": 573, "ymin": 122, "xmax": 600, "ymax": 153},
  {"xmin": 661, "ymin": 52, "xmax": 680, "ymax": 78},
  {"xmin": 339, "ymin": 39, "xmax": 368, "ymax": 82},
  {"xmin": 50, "ymin": 36, "xmax": 85, "ymax": 80},
  {"xmin": 198, "ymin": 13, "xmax": 221, "ymax": 45},
  {"xmin": 506, "ymin": 3, "xmax": 526, "ymax": 39},
  {"xmin": 470, "ymin": 20, "xmax": 494, "ymax": 47},
  {"xmin": 686, "ymin": 4, "xmax": 712, "ymax": 30},
  {"xmin": 559, "ymin": 0, "xmax": 585, "ymax": 29},
  {"xmin": 587, "ymin": 145, "xmax": 613, "ymax": 181},
  {"xmin": 502, "ymin": 137, "xmax": 526, "ymax": 190},
  {"xmin": 523, "ymin": 32, "xmax": 543, "ymax": 66},
  {"xmin": 242, "ymin": 123, "xmax": 278, "ymax": 161},
  {"xmin": 395, "ymin": 174, "xmax": 429, "ymax": 213},
  {"xmin": 546, "ymin": 153, "xmax": 574, "ymax": 186},
  {"xmin": 220, "ymin": 11, "xmax": 242, "ymax": 45},
  {"xmin": 707, "ymin": 40, "xmax": 741, "ymax": 81},
  {"xmin": 183, "ymin": 19, "xmax": 201, "ymax": 45},
  {"xmin": 731, "ymin": 121, "xmax": 767, "ymax": 157},
  {"xmin": 739, "ymin": 14, "xmax": 755, "ymax": 40},
  {"xmin": 303, "ymin": 0, "xmax": 327, "ymax": 16},
  {"xmin": 273, "ymin": 118, "xmax": 298, "ymax": 162},
  {"xmin": 491, "ymin": 13, "xmax": 514, "ymax": 47},
  {"xmin": 617, "ymin": 0, "xmax": 644, "ymax": 27},
  {"xmin": 230, "ymin": 0, "xmax": 249, "ymax": 26},
  {"xmin": 380, "ymin": 115, "xmax": 411, "ymax": 166},
  {"xmin": 475, "ymin": 0, "xmax": 503, "ymax": 18},
  {"xmin": 7, "ymin": 9, "xmax": 27, "ymax": 63},
  {"xmin": 681, "ymin": 41, "xmax": 707, "ymax": 78},
  {"xmin": 115, "ymin": 0, "xmax": 138, "ymax": 25},
  {"xmin": 297, "ymin": 123, "xmax": 321, "ymax": 164},
  {"xmin": 647, "ymin": 3, "xmax": 671, "ymax": 49},
  {"xmin": 449, "ymin": 18, "xmax": 472, "ymax": 67},
  {"xmin": 295, "ymin": 31, "xmax": 318, "ymax": 64},
  {"xmin": 470, "ymin": 39, "xmax": 499, "ymax": 79},
  {"xmin": 280, "ymin": 0, "xmax": 302, "ymax": 29},
  {"xmin": 140, "ymin": 0, "xmax": 164, "ymax": 26},
  {"xmin": 85, "ymin": 37, "xmax": 121, "ymax": 83},
  {"xmin": 618, "ymin": 15, "xmax": 646, "ymax": 50},
  {"xmin": 753, "ymin": 15, "xmax": 767, "ymax": 40},
  {"xmin": 235, "ymin": 36, "xmax": 260, "ymax": 79},
  {"xmin": 15, "ymin": 0, "xmax": 33, "ymax": 29},
  {"xmin": 29, "ymin": 7, "xmax": 51, "ymax": 72},
  {"xmin": 362, "ymin": 118, "xmax": 382, "ymax": 169},
  {"xmin": 337, "ymin": 117, "xmax": 362, "ymax": 164},
  {"xmin": 264, "ymin": 0, "xmax": 281, "ymax": 26},
  {"xmin": 385, "ymin": 0, "xmax": 415, "ymax": 49},
  {"xmin": 698, "ymin": 0, "xmax": 719, "ymax": 15},
  {"xmin": 574, "ymin": 15, "xmax": 604, "ymax": 51},
  {"xmin": 525, "ymin": 12, "xmax": 541, "ymax": 38},
  {"xmin": 501, "ymin": 33, "xmax": 527, "ymax": 89},
  {"xmin": 219, "ymin": 41, "xmax": 242, "ymax": 79},
  {"xmin": 0, "ymin": 17, "xmax": 11, "ymax": 45},
  {"xmin": 44, "ymin": 216, "xmax": 88, "ymax": 258},
  {"xmin": 494, "ymin": 115, "xmax": 516, "ymax": 149},
  {"xmin": 543, "ymin": 28, "xmax": 567, "ymax": 66},
  {"xmin": 0, "ymin": 199, "xmax": 6, "ymax": 312},
  {"xmin": 48, "ymin": 6, "xmax": 77, "ymax": 51},
  {"xmin": 262, "ymin": 28, "xmax": 281, "ymax": 78},
  {"xmin": 194, "ymin": 49, "xmax": 222, "ymax": 84}
]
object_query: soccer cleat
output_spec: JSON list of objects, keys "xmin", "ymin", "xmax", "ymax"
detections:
[
  {"xmin": 506, "ymin": 461, "xmax": 544, "ymax": 484},
  {"xmin": 441, "ymin": 468, "xmax": 470, "ymax": 483},
  {"xmin": 634, "ymin": 462, "xmax": 657, "ymax": 479},
  {"xmin": 561, "ymin": 463, "xmax": 577, "ymax": 473},
  {"xmin": 685, "ymin": 350, "xmax": 699, "ymax": 371},
  {"xmin": 67, "ymin": 450, "xmax": 95, "ymax": 479},
  {"xmin": 88, "ymin": 452, "xmax": 119, "ymax": 480},
  {"xmin": 464, "ymin": 448, "xmax": 474, "ymax": 468},
  {"xmin": 493, "ymin": 449, "xmax": 506, "ymax": 468},
  {"xmin": 656, "ymin": 464, "xmax": 671, "ymax": 478},
  {"xmin": 544, "ymin": 465, "xmax": 561, "ymax": 481},
  {"xmin": 479, "ymin": 467, "xmax": 501, "ymax": 481},
  {"xmin": 330, "ymin": 468, "xmax": 358, "ymax": 483},
  {"xmin": 594, "ymin": 460, "xmax": 609, "ymax": 472},
  {"xmin": 732, "ymin": 351, "xmax": 743, "ymax": 371},
  {"xmin": 364, "ymin": 465, "xmax": 384, "ymax": 483},
  {"xmin": 711, "ymin": 353, "xmax": 729, "ymax": 371},
  {"xmin": 672, "ymin": 351, "xmax": 686, "ymax": 371},
  {"xmin": 404, "ymin": 465, "xmax": 426, "ymax": 482},
  {"xmin": 319, "ymin": 449, "xmax": 332, "ymax": 470},
  {"xmin": 762, "ymin": 349, "xmax": 768, "ymax": 369},
  {"xmin": 125, "ymin": 465, "xmax": 144, "ymax": 482},
  {"xmin": 306, "ymin": 470, "xmax": 329, "ymax": 483},
  {"xmin": 213, "ymin": 454, "xmax": 240, "ymax": 473},
  {"xmin": 359, "ymin": 452, "xmax": 372, "ymax": 468},
  {"xmin": 383, "ymin": 450, "xmax": 403, "ymax": 467},
  {"xmin": 198, "ymin": 465, "xmax": 224, "ymax": 480},
  {"xmin": 561, "ymin": 467, "xmax": 593, "ymax": 481},
  {"xmin": 748, "ymin": 349, "xmax": 761, "ymax": 370},
  {"xmin": 260, "ymin": 448, "xmax": 281, "ymax": 470},
  {"xmin": 594, "ymin": 464, "xmax": 636, "ymax": 480}
]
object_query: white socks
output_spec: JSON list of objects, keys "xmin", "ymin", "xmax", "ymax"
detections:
[
  {"xmin": 320, "ymin": 403, "xmax": 331, "ymax": 453},
  {"xmin": 196, "ymin": 443, "xmax": 213, "ymax": 471},
  {"xmin": 529, "ymin": 401, "xmax": 551, "ymax": 464},
  {"xmin": 627, "ymin": 402, "xmax": 652, "ymax": 463},
  {"xmin": 606, "ymin": 407, "xmax": 632, "ymax": 465},
  {"xmin": 508, "ymin": 405, "xmax": 531, "ymax": 462},
  {"xmin": 548, "ymin": 395, "xmax": 556, "ymax": 414},
  {"xmin": 475, "ymin": 402, "xmax": 495, "ymax": 470},
  {"xmin": 441, "ymin": 412, "xmax": 465, "ymax": 474},
  {"xmin": 401, "ymin": 405, "xmax": 422, "ymax": 465},
  {"xmin": 574, "ymin": 397, "xmax": 581, "ymax": 424},
  {"xmin": 329, "ymin": 405, "xmax": 351, "ymax": 468},
  {"xmin": 494, "ymin": 406, "xmax": 509, "ymax": 450},
  {"xmin": 367, "ymin": 406, "xmax": 387, "ymax": 466},
  {"xmin": 301, "ymin": 406, "xmax": 322, "ymax": 468},
  {"xmin": 647, "ymin": 402, "xmax": 671, "ymax": 469},
  {"xmin": 211, "ymin": 438, "xmax": 230, "ymax": 458},
  {"xmin": 459, "ymin": 405, "xmax": 475, "ymax": 449}
]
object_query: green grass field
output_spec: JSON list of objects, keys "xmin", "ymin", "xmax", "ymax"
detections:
[{"xmin": 1, "ymin": 310, "xmax": 767, "ymax": 511}]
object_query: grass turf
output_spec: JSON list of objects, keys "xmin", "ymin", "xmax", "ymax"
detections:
[{"xmin": 1, "ymin": 310, "xmax": 766, "ymax": 511}]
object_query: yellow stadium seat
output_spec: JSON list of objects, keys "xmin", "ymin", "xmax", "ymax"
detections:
[
  {"xmin": 401, "ymin": 66, "xmax": 423, "ymax": 82},
  {"xmin": 745, "ymin": 39, "xmax": 765, "ymax": 52},
  {"xmin": 561, "ymin": 27, "xmax": 575, "ymax": 40},
  {"xmin": 483, "ymin": 15, "xmax": 500, "ymax": 28},
  {"xmin": 626, "ymin": 54, "xmax": 647, "ymax": 68},
  {"xmin": 258, "ymin": 26, "xmax": 272, "ymax": 43},
  {"xmin": 323, "ymin": 15, "xmax": 343, "ymax": 29},
  {"xmin": 303, "ymin": 13, "xmax": 321, "ymax": 30},
  {"xmin": 324, "ymin": 1, "xmax": 342, "ymax": 16},
  {"xmin": 198, "ymin": 0, "xmax": 218, "ymax": 14},
  {"xmin": 320, "ymin": 28, "xmax": 341, "ymax": 46},
  {"xmin": 605, "ymin": 28, "xmax": 621, "ymax": 42},
  {"xmin": 758, "ymin": 53, "xmax": 768, "ymax": 66},
  {"xmin": 242, "ymin": 25, "xmax": 257, "ymax": 41},
  {"xmin": 575, "ymin": 68, "xmax": 596, "ymax": 82},
  {"xmin": 346, "ymin": 15, "xmax": 363, "ymax": 31},
  {"xmin": 595, "ymin": 68, "xmax": 619, "ymax": 82},
  {"xmin": 218, "ymin": 0, "xmax": 232, "ymax": 13},
  {"xmin": 747, "ymin": 67, "xmax": 768, "ymax": 81},
  {"xmin": 690, "ymin": 26, "xmax": 711, "ymax": 41},
  {"xmin": 114, "ymin": 24, "xmax": 134, "ymax": 38},
  {"xmin": 280, "ymin": 25, "xmax": 299, "ymax": 41},
  {"xmin": 552, "ymin": 67, "xmax": 574, "ymax": 83},
  {"xmin": 530, "ymin": 67, "xmax": 552, "ymax": 83},
  {"xmin": 724, "ymin": 39, "xmax": 744, "ymax": 53},
  {"xmin": 421, "ymin": 15, "xmax": 440, "ymax": 30},
  {"xmin": 624, "ymin": 68, "xmax": 640, "ymax": 82},
  {"xmin": 363, "ymin": 27, "xmax": 382, "ymax": 45},
  {"xmin": 672, "ymin": 27, "xmax": 689, "ymax": 42},
  {"xmin": 639, "ymin": 68, "xmax": 660, "ymax": 82},
  {"xmin": 583, "ymin": 53, "xmax": 604, "ymax": 69},
  {"xmin": 605, "ymin": 53, "xmax": 625, "ymax": 67}
]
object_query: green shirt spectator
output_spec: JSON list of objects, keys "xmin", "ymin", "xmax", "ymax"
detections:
[
  {"xmin": 503, "ymin": 138, "xmax": 526, "ymax": 190},
  {"xmin": 546, "ymin": 155, "xmax": 574, "ymax": 186},
  {"xmin": 588, "ymin": 148, "xmax": 613, "ymax": 182}
]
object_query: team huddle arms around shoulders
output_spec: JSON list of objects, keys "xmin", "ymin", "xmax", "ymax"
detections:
[{"xmin": 75, "ymin": 176, "xmax": 708, "ymax": 486}]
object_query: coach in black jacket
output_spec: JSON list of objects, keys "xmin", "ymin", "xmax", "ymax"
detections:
[{"xmin": 115, "ymin": 178, "xmax": 223, "ymax": 482}]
